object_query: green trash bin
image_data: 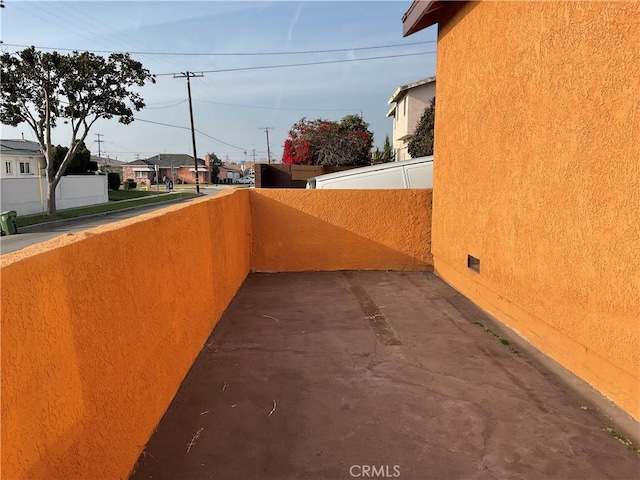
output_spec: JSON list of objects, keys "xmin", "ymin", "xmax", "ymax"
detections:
[{"xmin": 0, "ymin": 211, "xmax": 18, "ymax": 235}]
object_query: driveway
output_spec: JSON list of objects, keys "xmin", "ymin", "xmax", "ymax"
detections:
[{"xmin": 130, "ymin": 271, "xmax": 639, "ymax": 480}]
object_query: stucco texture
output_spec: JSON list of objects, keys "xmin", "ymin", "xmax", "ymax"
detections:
[
  {"xmin": 250, "ymin": 189, "xmax": 432, "ymax": 272},
  {"xmin": 431, "ymin": 1, "xmax": 640, "ymax": 417},
  {"xmin": 1, "ymin": 190, "xmax": 251, "ymax": 479},
  {"xmin": 1, "ymin": 188, "xmax": 434, "ymax": 478}
]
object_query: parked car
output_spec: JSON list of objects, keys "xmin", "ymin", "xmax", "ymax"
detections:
[
  {"xmin": 306, "ymin": 156, "xmax": 433, "ymax": 189},
  {"xmin": 235, "ymin": 176, "xmax": 255, "ymax": 185}
]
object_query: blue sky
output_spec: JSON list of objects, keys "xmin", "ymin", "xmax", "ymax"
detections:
[{"xmin": 1, "ymin": 1, "xmax": 437, "ymax": 163}]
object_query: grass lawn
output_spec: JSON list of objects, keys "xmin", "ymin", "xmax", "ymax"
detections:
[
  {"xmin": 17, "ymin": 192, "xmax": 197, "ymax": 228},
  {"xmin": 108, "ymin": 189, "xmax": 159, "ymax": 201}
]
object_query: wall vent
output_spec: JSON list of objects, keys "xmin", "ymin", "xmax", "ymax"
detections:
[{"xmin": 467, "ymin": 255, "xmax": 480, "ymax": 273}]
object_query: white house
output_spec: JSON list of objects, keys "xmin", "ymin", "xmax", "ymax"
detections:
[
  {"xmin": 92, "ymin": 154, "xmax": 126, "ymax": 176},
  {"xmin": 1, "ymin": 139, "xmax": 43, "ymax": 179},
  {"xmin": 1, "ymin": 139, "xmax": 108, "ymax": 216},
  {"xmin": 386, "ymin": 76, "xmax": 436, "ymax": 161}
]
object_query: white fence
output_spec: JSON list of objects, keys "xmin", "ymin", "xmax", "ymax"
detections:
[{"xmin": 0, "ymin": 175, "xmax": 108, "ymax": 216}]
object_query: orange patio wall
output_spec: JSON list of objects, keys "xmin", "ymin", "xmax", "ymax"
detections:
[
  {"xmin": 249, "ymin": 189, "xmax": 432, "ymax": 272},
  {"xmin": 431, "ymin": 2, "xmax": 640, "ymax": 418},
  {"xmin": 1, "ymin": 190, "xmax": 251, "ymax": 479},
  {"xmin": 1, "ymin": 188, "xmax": 433, "ymax": 478}
]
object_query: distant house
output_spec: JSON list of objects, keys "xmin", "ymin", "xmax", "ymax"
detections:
[
  {"xmin": 122, "ymin": 154, "xmax": 211, "ymax": 186},
  {"xmin": 0, "ymin": 139, "xmax": 44, "ymax": 179},
  {"xmin": 239, "ymin": 161, "xmax": 257, "ymax": 176},
  {"xmin": 218, "ymin": 164, "xmax": 241, "ymax": 184},
  {"xmin": 92, "ymin": 155, "xmax": 126, "ymax": 177},
  {"xmin": 402, "ymin": 1, "xmax": 639, "ymax": 418},
  {"xmin": 386, "ymin": 76, "xmax": 435, "ymax": 161}
]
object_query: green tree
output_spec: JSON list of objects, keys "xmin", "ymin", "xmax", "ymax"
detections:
[
  {"xmin": 340, "ymin": 114, "xmax": 371, "ymax": 136},
  {"xmin": 408, "ymin": 97, "xmax": 436, "ymax": 158},
  {"xmin": 372, "ymin": 135, "xmax": 394, "ymax": 164},
  {"xmin": 382, "ymin": 134, "xmax": 394, "ymax": 163},
  {"xmin": 371, "ymin": 148, "xmax": 383, "ymax": 164},
  {"xmin": 107, "ymin": 172, "xmax": 121, "ymax": 190},
  {"xmin": 52, "ymin": 141, "xmax": 94, "ymax": 174},
  {"xmin": 0, "ymin": 47, "xmax": 154, "ymax": 215},
  {"xmin": 208, "ymin": 152, "xmax": 223, "ymax": 183}
]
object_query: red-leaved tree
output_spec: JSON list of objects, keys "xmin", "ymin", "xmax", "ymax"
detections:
[
  {"xmin": 282, "ymin": 120, "xmax": 314, "ymax": 165},
  {"xmin": 282, "ymin": 115, "xmax": 373, "ymax": 166}
]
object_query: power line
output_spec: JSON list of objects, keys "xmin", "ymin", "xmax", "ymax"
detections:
[
  {"xmin": 134, "ymin": 118, "xmax": 190, "ymax": 131},
  {"xmin": 144, "ymin": 97, "xmax": 359, "ymax": 113},
  {"xmin": 194, "ymin": 129, "xmax": 249, "ymax": 152},
  {"xmin": 48, "ymin": 2, "xmax": 141, "ymax": 53},
  {"xmin": 133, "ymin": 118, "xmax": 249, "ymax": 152},
  {"xmin": 145, "ymin": 100, "xmax": 187, "ymax": 109},
  {"xmin": 154, "ymin": 51, "xmax": 436, "ymax": 76},
  {"xmin": 7, "ymin": 3, "xmax": 97, "ymax": 48},
  {"xmin": 9, "ymin": 2, "xmax": 131, "ymax": 58},
  {"xmin": 2, "ymin": 42, "xmax": 435, "ymax": 79},
  {"xmin": 50, "ymin": 2, "xmax": 192, "ymax": 81},
  {"xmin": 5, "ymin": 5, "xmax": 197, "ymax": 77},
  {"xmin": 1, "ymin": 40, "xmax": 436, "ymax": 57},
  {"xmin": 192, "ymin": 99, "xmax": 359, "ymax": 113}
]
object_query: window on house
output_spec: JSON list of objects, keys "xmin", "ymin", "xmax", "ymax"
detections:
[
  {"xmin": 19, "ymin": 162, "xmax": 31, "ymax": 174},
  {"xmin": 403, "ymin": 97, "xmax": 407, "ymax": 116},
  {"xmin": 5, "ymin": 161, "xmax": 12, "ymax": 175},
  {"xmin": 135, "ymin": 171, "xmax": 147, "ymax": 178}
]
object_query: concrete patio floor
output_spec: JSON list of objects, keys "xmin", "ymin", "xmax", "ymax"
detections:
[{"xmin": 131, "ymin": 271, "xmax": 639, "ymax": 480}]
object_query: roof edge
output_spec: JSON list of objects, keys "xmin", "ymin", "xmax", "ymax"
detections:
[
  {"xmin": 386, "ymin": 104, "xmax": 397, "ymax": 118},
  {"xmin": 403, "ymin": 0, "xmax": 460, "ymax": 36},
  {"xmin": 387, "ymin": 76, "xmax": 436, "ymax": 105}
]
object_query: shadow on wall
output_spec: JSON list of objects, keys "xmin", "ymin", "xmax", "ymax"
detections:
[
  {"xmin": 1, "ymin": 191, "xmax": 252, "ymax": 480},
  {"xmin": 249, "ymin": 190, "xmax": 433, "ymax": 272},
  {"xmin": 0, "ymin": 188, "xmax": 433, "ymax": 479}
]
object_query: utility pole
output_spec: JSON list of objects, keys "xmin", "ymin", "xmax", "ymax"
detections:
[
  {"xmin": 174, "ymin": 71, "xmax": 204, "ymax": 193},
  {"xmin": 259, "ymin": 127, "xmax": 274, "ymax": 164},
  {"xmin": 95, "ymin": 133, "xmax": 104, "ymax": 157},
  {"xmin": 155, "ymin": 161, "xmax": 160, "ymax": 197},
  {"xmin": 252, "ymin": 149, "xmax": 256, "ymax": 162}
]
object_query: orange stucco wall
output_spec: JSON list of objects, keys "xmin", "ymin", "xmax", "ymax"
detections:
[
  {"xmin": 1, "ymin": 190, "xmax": 251, "ymax": 479},
  {"xmin": 1, "ymin": 188, "xmax": 433, "ymax": 478},
  {"xmin": 431, "ymin": 2, "xmax": 640, "ymax": 417},
  {"xmin": 250, "ymin": 189, "xmax": 432, "ymax": 272}
]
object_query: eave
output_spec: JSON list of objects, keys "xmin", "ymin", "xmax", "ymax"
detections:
[{"xmin": 402, "ymin": 1, "xmax": 459, "ymax": 36}]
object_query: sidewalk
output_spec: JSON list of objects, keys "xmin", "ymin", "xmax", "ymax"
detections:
[
  {"xmin": 131, "ymin": 271, "xmax": 639, "ymax": 480},
  {"xmin": 0, "ymin": 191, "xmax": 211, "ymax": 255}
]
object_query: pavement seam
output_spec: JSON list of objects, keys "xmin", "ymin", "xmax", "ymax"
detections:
[{"xmin": 342, "ymin": 271, "xmax": 403, "ymax": 346}]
